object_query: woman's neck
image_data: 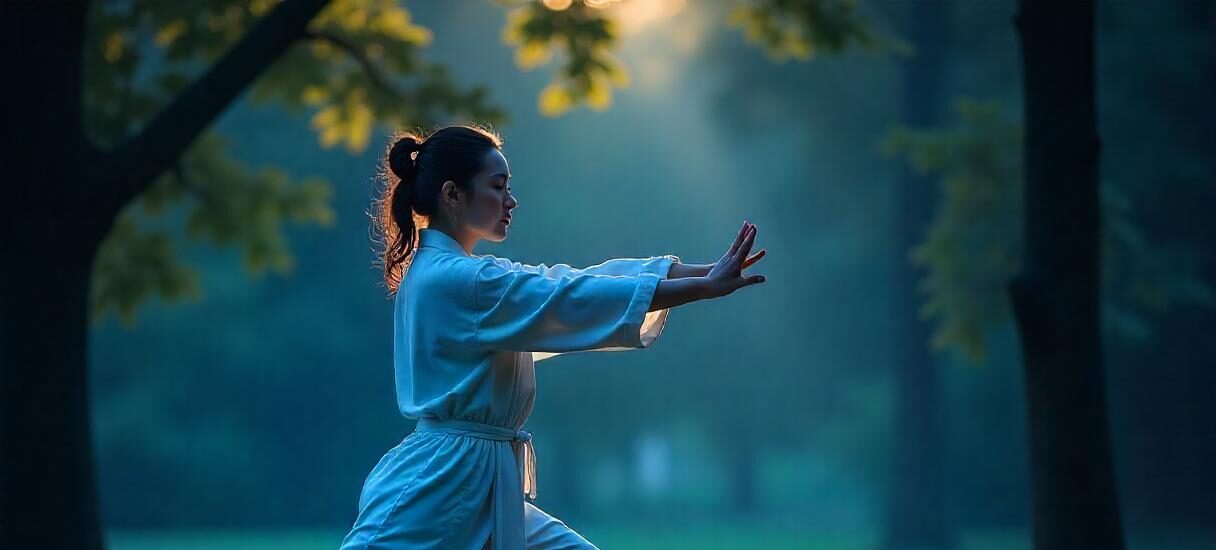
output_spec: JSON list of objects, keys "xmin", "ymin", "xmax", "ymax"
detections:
[{"xmin": 424, "ymin": 222, "xmax": 475, "ymax": 255}]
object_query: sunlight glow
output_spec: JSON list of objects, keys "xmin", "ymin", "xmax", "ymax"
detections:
[
  {"xmin": 542, "ymin": 0, "xmax": 688, "ymax": 34},
  {"xmin": 610, "ymin": 0, "xmax": 687, "ymax": 35}
]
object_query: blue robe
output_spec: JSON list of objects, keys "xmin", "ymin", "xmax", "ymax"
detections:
[{"xmin": 339, "ymin": 227, "xmax": 678, "ymax": 549}]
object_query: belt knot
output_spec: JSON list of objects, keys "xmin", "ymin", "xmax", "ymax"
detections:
[{"xmin": 414, "ymin": 417, "xmax": 538, "ymax": 502}]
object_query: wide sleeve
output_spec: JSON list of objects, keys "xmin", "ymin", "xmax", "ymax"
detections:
[
  {"xmin": 477, "ymin": 254, "xmax": 680, "ymax": 281},
  {"xmin": 469, "ymin": 259, "xmax": 672, "ymax": 361}
]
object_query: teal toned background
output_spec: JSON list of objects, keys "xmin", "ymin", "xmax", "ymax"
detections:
[{"xmin": 67, "ymin": 1, "xmax": 1214, "ymax": 549}]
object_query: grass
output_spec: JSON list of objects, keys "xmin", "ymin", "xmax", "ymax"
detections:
[{"xmin": 106, "ymin": 526, "xmax": 1212, "ymax": 550}]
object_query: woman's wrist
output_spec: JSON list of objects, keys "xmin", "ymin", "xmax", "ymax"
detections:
[
  {"xmin": 651, "ymin": 276, "xmax": 716, "ymax": 311},
  {"xmin": 693, "ymin": 276, "xmax": 720, "ymax": 300},
  {"xmin": 668, "ymin": 261, "xmax": 712, "ymax": 279}
]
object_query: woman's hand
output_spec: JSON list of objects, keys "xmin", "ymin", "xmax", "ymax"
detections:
[
  {"xmin": 648, "ymin": 221, "xmax": 768, "ymax": 312},
  {"xmin": 670, "ymin": 251, "xmax": 765, "ymax": 279},
  {"xmin": 705, "ymin": 221, "xmax": 767, "ymax": 298}
]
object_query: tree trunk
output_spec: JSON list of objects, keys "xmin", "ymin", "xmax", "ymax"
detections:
[
  {"xmin": 1010, "ymin": 2, "xmax": 1126, "ymax": 549},
  {"xmin": 2, "ymin": 228, "xmax": 109, "ymax": 549},
  {"xmin": 1, "ymin": 1, "xmax": 329, "ymax": 547},
  {"xmin": 883, "ymin": 4, "xmax": 953, "ymax": 550},
  {"xmin": 1, "ymin": 2, "xmax": 105, "ymax": 548}
]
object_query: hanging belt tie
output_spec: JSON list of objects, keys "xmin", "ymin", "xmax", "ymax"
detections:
[{"xmin": 414, "ymin": 417, "xmax": 538, "ymax": 501}]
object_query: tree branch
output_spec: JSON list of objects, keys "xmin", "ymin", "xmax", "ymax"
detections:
[
  {"xmin": 99, "ymin": 0, "xmax": 330, "ymax": 217},
  {"xmin": 304, "ymin": 29, "xmax": 407, "ymax": 100}
]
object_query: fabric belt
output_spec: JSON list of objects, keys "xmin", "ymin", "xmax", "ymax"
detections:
[
  {"xmin": 414, "ymin": 418, "xmax": 538, "ymax": 550},
  {"xmin": 414, "ymin": 417, "xmax": 537, "ymax": 501}
]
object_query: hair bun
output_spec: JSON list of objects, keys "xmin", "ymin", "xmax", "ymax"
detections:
[{"xmin": 388, "ymin": 135, "xmax": 424, "ymax": 180}]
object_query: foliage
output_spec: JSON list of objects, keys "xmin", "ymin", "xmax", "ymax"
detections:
[
  {"xmin": 92, "ymin": 133, "xmax": 335, "ymax": 327},
  {"xmin": 881, "ymin": 100, "xmax": 1022, "ymax": 362},
  {"xmin": 500, "ymin": 0, "xmax": 628, "ymax": 117},
  {"xmin": 1102, "ymin": 187, "xmax": 1216, "ymax": 339},
  {"xmin": 92, "ymin": 212, "xmax": 203, "ymax": 327},
  {"xmin": 82, "ymin": 0, "xmax": 504, "ymax": 322},
  {"xmin": 498, "ymin": 0, "xmax": 894, "ymax": 115},
  {"xmin": 725, "ymin": 0, "xmax": 895, "ymax": 62},
  {"xmin": 881, "ymin": 98, "xmax": 1214, "ymax": 363}
]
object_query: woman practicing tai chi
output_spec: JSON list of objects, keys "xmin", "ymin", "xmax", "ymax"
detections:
[{"xmin": 339, "ymin": 124, "xmax": 767, "ymax": 550}]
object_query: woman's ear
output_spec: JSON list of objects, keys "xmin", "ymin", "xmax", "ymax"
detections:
[{"xmin": 441, "ymin": 180, "xmax": 460, "ymax": 207}]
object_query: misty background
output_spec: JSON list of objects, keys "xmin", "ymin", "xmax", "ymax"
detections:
[{"xmin": 70, "ymin": 1, "xmax": 1213, "ymax": 548}]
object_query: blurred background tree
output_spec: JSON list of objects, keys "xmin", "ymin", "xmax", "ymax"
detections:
[
  {"xmin": 882, "ymin": 99, "xmax": 1213, "ymax": 364},
  {"xmin": 86, "ymin": 0, "xmax": 504, "ymax": 322},
  {"xmin": 3, "ymin": 0, "xmax": 501, "ymax": 548},
  {"xmin": 5, "ymin": 1, "xmax": 1213, "ymax": 549}
]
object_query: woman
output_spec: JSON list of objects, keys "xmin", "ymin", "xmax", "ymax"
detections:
[{"xmin": 339, "ymin": 124, "xmax": 767, "ymax": 550}]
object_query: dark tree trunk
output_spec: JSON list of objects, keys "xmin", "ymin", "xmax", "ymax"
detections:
[
  {"xmin": 3, "ymin": 226, "xmax": 109, "ymax": 549},
  {"xmin": 1, "ymin": 1, "xmax": 329, "ymax": 547},
  {"xmin": 883, "ymin": 4, "xmax": 953, "ymax": 550},
  {"xmin": 1010, "ymin": 2, "xmax": 1126, "ymax": 549},
  {"xmin": 2, "ymin": 2, "xmax": 106, "ymax": 548}
]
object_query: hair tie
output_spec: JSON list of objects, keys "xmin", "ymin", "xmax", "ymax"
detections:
[
  {"xmin": 411, "ymin": 142, "xmax": 426, "ymax": 169},
  {"xmin": 389, "ymin": 136, "xmax": 425, "ymax": 182}
]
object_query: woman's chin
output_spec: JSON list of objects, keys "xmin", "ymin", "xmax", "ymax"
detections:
[{"xmin": 485, "ymin": 224, "xmax": 509, "ymax": 241}]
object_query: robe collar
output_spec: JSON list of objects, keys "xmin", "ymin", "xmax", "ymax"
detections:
[{"xmin": 418, "ymin": 227, "xmax": 470, "ymax": 256}]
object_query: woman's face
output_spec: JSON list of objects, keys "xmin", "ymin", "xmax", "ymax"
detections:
[{"xmin": 462, "ymin": 148, "xmax": 517, "ymax": 243}]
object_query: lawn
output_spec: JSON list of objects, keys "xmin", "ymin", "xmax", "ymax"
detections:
[{"xmin": 106, "ymin": 526, "xmax": 1211, "ymax": 550}]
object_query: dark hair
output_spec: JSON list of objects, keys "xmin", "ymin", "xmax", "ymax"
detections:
[{"xmin": 373, "ymin": 123, "xmax": 504, "ymax": 295}]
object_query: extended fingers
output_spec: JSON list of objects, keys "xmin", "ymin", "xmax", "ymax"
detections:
[
  {"xmin": 727, "ymin": 220, "xmax": 749, "ymax": 258},
  {"xmin": 742, "ymin": 249, "xmax": 766, "ymax": 270},
  {"xmin": 733, "ymin": 224, "xmax": 757, "ymax": 263}
]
